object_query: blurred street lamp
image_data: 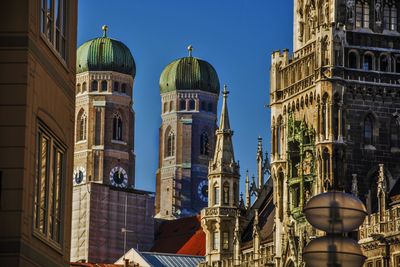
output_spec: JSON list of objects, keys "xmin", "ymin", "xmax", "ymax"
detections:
[{"xmin": 303, "ymin": 191, "xmax": 367, "ymax": 267}]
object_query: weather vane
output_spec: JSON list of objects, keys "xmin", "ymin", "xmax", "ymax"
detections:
[{"xmin": 102, "ymin": 25, "xmax": 108, "ymax": 37}]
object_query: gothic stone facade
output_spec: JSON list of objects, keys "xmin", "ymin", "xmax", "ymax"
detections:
[
  {"xmin": 270, "ymin": 0, "xmax": 400, "ymax": 266},
  {"xmin": 0, "ymin": 0, "xmax": 78, "ymax": 266}
]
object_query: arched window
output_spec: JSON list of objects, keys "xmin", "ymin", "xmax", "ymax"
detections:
[
  {"xmin": 391, "ymin": 6, "xmax": 398, "ymax": 31},
  {"xmin": 380, "ymin": 54, "xmax": 389, "ymax": 72},
  {"xmin": 349, "ymin": 51, "xmax": 359, "ymax": 69},
  {"xmin": 223, "ymin": 182, "xmax": 229, "ymax": 205},
  {"xmin": 82, "ymin": 82, "xmax": 87, "ymax": 92},
  {"xmin": 214, "ymin": 183, "xmax": 220, "ymax": 205},
  {"xmin": 91, "ymin": 80, "xmax": 98, "ymax": 91},
  {"xmin": 278, "ymin": 171, "xmax": 284, "ymax": 220},
  {"xmin": 163, "ymin": 102, "xmax": 168, "ymax": 113},
  {"xmin": 165, "ymin": 130, "xmax": 175, "ymax": 157},
  {"xmin": 277, "ymin": 116, "xmax": 283, "ymax": 159},
  {"xmin": 179, "ymin": 99, "xmax": 186, "ymax": 111},
  {"xmin": 112, "ymin": 113, "xmax": 123, "ymax": 141},
  {"xmin": 77, "ymin": 110, "xmax": 87, "ymax": 141},
  {"xmin": 384, "ymin": 5, "xmax": 391, "ymax": 30},
  {"xmin": 323, "ymin": 148, "xmax": 331, "ymax": 189},
  {"xmin": 169, "ymin": 101, "xmax": 174, "ymax": 112},
  {"xmin": 363, "ymin": 53, "xmax": 374, "ymax": 70},
  {"xmin": 113, "ymin": 81, "xmax": 119, "ymax": 92},
  {"xmin": 356, "ymin": 1, "xmax": 369, "ymax": 28},
  {"xmin": 76, "ymin": 83, "xmax": 81, "ymax": 94},
  {"xmin": 200, "ymin": 132, "xmax": 209, "ymax": 156},
  {"xmin": 189, "ymin": 99, "xmax": 195, "ymax": 110},
  {"xmin": 364, "ymin": 115, "xmax": 373, "ymax": 145},
  {"xmin": 121, "ymin": 83, "xmax": 127, "ymax": 94},
  {"xmin": 390, "ymin": 116, "xmax": 400, "ymax": 147},
  {"xmin": 233, "ymin": 183, "xmax": 238, "ymax": 206},
  {"xmin": 101, "ymin": 80, "xmax": 107, "ymax": 91},
  {"xmin": 322, "ymin": 95, "xmax": 329, "ymax": 140},
  {"xmin": 395, "ymin": 57, "xmax": 400, "ymax": 73}
]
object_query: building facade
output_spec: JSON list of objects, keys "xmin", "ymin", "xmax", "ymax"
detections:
[
  {"xmin": 155, "ymin": 47, "xmax": 220, "ymax": 219},
  {"xmin": 70, "ymin": 28, "xmax": 154, "ymax": 263},
  {"xmin": 0, "ymin": 0, "xmax": 78, "ymax": 266},
  {"xmin": 269, "ymin": 0, "xmax": 400, "ymax": 266}
]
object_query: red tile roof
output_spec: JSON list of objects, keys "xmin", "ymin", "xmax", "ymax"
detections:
[{"xmin": 151, "ymin": 215, "xmax": 205, "ymax": 256}]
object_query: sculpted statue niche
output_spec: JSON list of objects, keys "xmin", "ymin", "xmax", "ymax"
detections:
[{"xmin": 346, "ymin": 0, "xmax": 355, "ymax": 24}]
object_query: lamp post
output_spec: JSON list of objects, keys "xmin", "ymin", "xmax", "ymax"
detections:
[{"xmin": 303, "ymin": 191, "xmax": 368, "ymax": 267}]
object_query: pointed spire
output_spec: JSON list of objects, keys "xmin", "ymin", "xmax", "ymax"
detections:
[
  {"xmin": 219, "ymin": 85, "xmax": 231, "ymax": 131},
  {"xmin": 245, "ymin": 170, "xmax": 250, "ymax": 209},
  {"xmin": 256, "ymin": 137, "xmax": 264, "ymax": 189},
  {"xmin": 210, "ymin": 84, "xmax": 238, "ymax": 175}
]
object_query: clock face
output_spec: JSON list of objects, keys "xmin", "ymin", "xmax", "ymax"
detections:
[
  {"xmin": 73, "ymin": 167, "xmax": 86, "ymax": 185},
  {"xmin": 109, "ymin": 166, "xmax": 128, "ymax": 188},
  {"xmin": 197, "ymin": 180, "xmax": 208, "ymax": 202}
]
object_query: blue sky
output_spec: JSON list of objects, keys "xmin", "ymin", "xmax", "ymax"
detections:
[{"xmin": 77, "ymin": 0, "xmax": 294, "ymax": 193}]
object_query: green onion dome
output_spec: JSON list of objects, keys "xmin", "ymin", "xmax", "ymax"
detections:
[
  {"xmin": 159, "ymin": 47, "xmax": 220, "ymax": 94},
  {"xmin": 76, "ymin": 26, "xmax": 136, "ymax": 78}
]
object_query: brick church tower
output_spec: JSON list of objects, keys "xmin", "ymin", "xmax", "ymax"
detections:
[
  {"xmin": 70, "ymin": 27, "xmax": 154, "ymax": 263},
  {"xmin": 155, "ymin": 46, "xmax": 220, "ymax": 219}
]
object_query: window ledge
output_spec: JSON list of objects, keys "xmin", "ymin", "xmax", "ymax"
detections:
[
  {"xmin": 75, "ymin": 140, "xmax": 86, "ymax": 144},
  {"xmin": 33, "ymin": 230, "xmax": 63, "ymax": 255},
  {"xmin": 111, "ymin": 140, "xmax": 127, "ymax": 145}
]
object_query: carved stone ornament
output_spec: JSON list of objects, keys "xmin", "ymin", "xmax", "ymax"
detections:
[{"xmin": 346, "ymin": 0, "xmax": 355, "ymax": 23}]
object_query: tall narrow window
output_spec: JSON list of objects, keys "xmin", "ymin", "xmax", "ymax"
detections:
[
  {"xmin": 363, "ymin": 3, "xmax": 370, "ymax": 28},
  {"xmin": 91, "ymin": 80, "xmax": 98, "ymax": 91},
  {"xmin": 277, "ymin": 117, "xmax": 282, "ymax": 159},
  {"xmin": 380, "ymin": 55, "xmax": 389, "ymax": 72},
  {"xmin": 322, "ymin": 96, "xmax": 329, "ymax": 140},
  {"xmin": 113, "ymin": 81, "xmax": 119, "ymax": 92},
  {"xmin": 391, "ymin": 7, "xmax": 398, "ymax": 31},
  {"xmin": 223, "ymin": 232, "xmax": 229, "ymax": 250},
  {"xmin": 356, "ymin": 2, "xmax": 363, "ymax": 28},
  {"xmin": 390, "ymin": 116, "xmax": 400, "ymax": 147},
  {"xmin": 364, "ymin": 115, "xmax": 373, "ymax": 145},
  {"xmin": 349, "ymin": 51, "xmax": 358, "ymax": 69},
  {"xmin": 169, "ymin": 101, "xmax": 174, "ymax": 112},
  {"xmin": 34, "ymin": 121, "xmax": 65, "ymax": 245},
  {"xmin": 213, "ymin": 231, "xmax": 220, "ymax": 250},
  {"xmin": 223, "ymin": 183, "xmax": 229, "ymax": 205},
  {"xmin": 82, "ymin": 82, "xmax": 87, "ymax": 92},
  {"xmin": 189, "ymin": 99, "xmax": 195, "ymax": 110},
  {"xmin": 163, "ymin": 102, "xmax": 168, "ymax": 113},
  {"xmin": 396, "ymin": 57, "xmax": 400, "ymax": 73},
  {"xmin": 76, "ymin": 84, "xmax": 81, "ymax": 94},
  {"xmin": 165, "ymin": 130, "xmax": 175, "ymax": 157},
  {"xmin": 121, "ymin": 83, "xmax": 127, "ymax": 94},
  {"xmin": 112, "ymin": 113, "xmax": 123, "ymax": 141},
  {"xmin": 77, "ymin": 111, "xmax": 87, "ymax": 141},
  {"xmin": 41, "ymin": 0, "xmax": 67, "ymax": 59},
  {"xmin": 200, "ymin": 132, "xmax": 209, "ymax": 156},
  {"xmin": 101, "ymin": 80, "xmax": 107, "ymax": 91},
  {"xmin": 323, "ymin": 148, "xmax": 331, "ymax": 188},
  {"xmin": 363, "ymin": 54, "xmax": 373, "ymax": 70},
  {"xmin": 214, "ymin": 184, "xmax": 220, "ymax": 205},
  {"xmin": 384, "ymin": 5, "xmax": 391, "ymax": 30},
  {"xmin": 179, "ymin": 99, "xmax": 186, "ymax": 111}
]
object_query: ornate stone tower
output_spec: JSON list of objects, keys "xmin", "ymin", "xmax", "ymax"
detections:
[
  {"xmin": 201, "ymin": 86, "xmax": 241, "ymax": 265},
  {"xmin": 270, "ymin": 1, "xmax": 400, "ymax": 266},
  {"xmin": 71, "ymin": 27, "xmax": 154, "ymax": 263},
  {"xmin": 155, "ymin": 46, "xmax": 220, "ymax": 219},
  {"xmin": 73, "ymin": 25, "xmax": 136, "ymax": 188}
]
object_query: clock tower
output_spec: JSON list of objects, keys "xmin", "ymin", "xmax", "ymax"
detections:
[
  {"xmin": 155, "ymin": 46, "xmax": 220, "ymax": 219},
  {"xmin": 70, "ymin": 27, "xmax": 154, "ymax": 263}
]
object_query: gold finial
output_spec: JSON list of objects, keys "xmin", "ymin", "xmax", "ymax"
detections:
[
  {"xmin": 102, "ymin": 25, "xmax": 108, "ymax": 37},
  {"xmin": 223, "ymin": 84, "xmax": 230, "ymax": 98},
  {"xmin": 187, "ymin": 45, "xmax": 193, "ymax": 57}
]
